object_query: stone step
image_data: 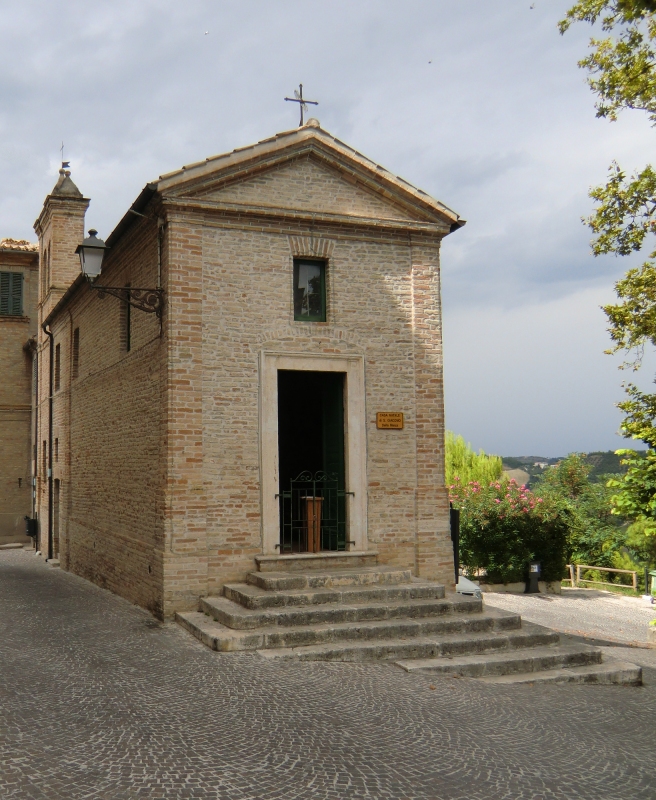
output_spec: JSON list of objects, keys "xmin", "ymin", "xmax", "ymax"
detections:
[
  {"xmin": 255, "ymin": 551, "xmax": 378, "ymax": 573},
  {"xmin": 177, "ymin": 609, "xmax": 525, "ymax": 652},
  {"xmin": 246, "ymin": 566, "xmax": 413, "ymax": 591},
  {"xmin": 395, "ymin": 642, "xmax": 602, "ymax": 677},
  {"xmin": 252, "ymin": 622, "xmax": 559, "ymax": 661},
  {"xmin": 202, "ymin": 595, "xmax": 517, "ymax": 631},
  {"xmin": 478, "ymin": 658, "xmax": 642, "ymax": 685},
  {"xmin": 223, "ymin": 580, "xmax": 447, "ymax": 610}
]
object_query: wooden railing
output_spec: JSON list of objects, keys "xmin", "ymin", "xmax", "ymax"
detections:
[{"xmin": 567, "ymin": 563, "xmax": 638, "ymax": 591}]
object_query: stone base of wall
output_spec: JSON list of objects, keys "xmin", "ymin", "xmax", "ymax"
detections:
[
  {"xmin": 477, "ymin": 581, "xmax": 562, "ymax": 595},
  {"xmin": 65, "ymin": 522, "xmax": 164, "ymax": 617},
  {"xmin": 0, "ymin": 513, "xmax": 32, "ymax": 546},
  {"xmin": 162, "ymin": 552, "xmax": 209, "ymax": 619},
  {"xmin": 0, "ymin": 533, "xmax": 32, "ymax": 547}
]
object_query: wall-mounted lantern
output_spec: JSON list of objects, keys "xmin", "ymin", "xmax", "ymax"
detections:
[
  {"xmin": 75, "ymin": 229, "xmax": 107, "ymax": 280},
  {"xmin": 75, "ymin": 228, "xmax": 164, "ymax": 318}
]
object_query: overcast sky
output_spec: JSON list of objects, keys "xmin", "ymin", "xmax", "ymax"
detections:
[{"xmin": 1, "ymin": 0, "xmax": 654, "ymax": 457}]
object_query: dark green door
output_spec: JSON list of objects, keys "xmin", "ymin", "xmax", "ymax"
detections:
[
  {"xmin": 277, "ymin": 370, "xmax": 346, "ymax": 551},
  {"xmin": 321, "ymin": 372, "xmax": 346, "ymax": 550}
]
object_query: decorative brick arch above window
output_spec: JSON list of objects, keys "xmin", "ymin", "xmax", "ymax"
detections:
[{"xmin": 287, "ymin": 235, "xmax": 335, "ymax": 259}]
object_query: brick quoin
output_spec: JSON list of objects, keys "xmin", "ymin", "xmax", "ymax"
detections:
[{"xmin": 28, "ymin": 125, "xmax": 464, "ymax": 618}]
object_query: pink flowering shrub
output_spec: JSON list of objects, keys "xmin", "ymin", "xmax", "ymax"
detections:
[{"xmin": 449, "ymin": 478, "xmax": 570, "ymax": 583}]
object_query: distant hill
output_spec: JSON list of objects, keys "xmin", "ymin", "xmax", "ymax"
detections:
[
  {"xmin": 584, "ymin": 450, "xmax": 630, "ymax": 481},
  {"xmin": 501, "ymin": 450, "xmax": 638, "ymax": 487}
]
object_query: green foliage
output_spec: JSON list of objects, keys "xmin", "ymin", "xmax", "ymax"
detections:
[
  {"xmin": 535, "ymin": 454, "xmax": 626, "ymax": 566},
  {"xmin": 560, "ymin": 2, "xmax": 656, "ymax": 122},
  {"xmin": 607, "ymin": 449, "xmax": 656, "ymax": 527},
  {"xmin": 588, "ymin": 164, "xmax": 656, "ymax": 259},
  {"xmin": 602, "ymin": 384, "xmax": 656, "ymax": 528},
  {"xmin": 625, "ymin": 516, "xmax": 656, "ymax": 560},
  {"xmin": 445, "ymin": 431, "xmax": 503, "ymax": 488},
  {"xmin": 562, "ymin": 1, "xmax": 656, "ymax": 528},
  {"xmin": 536, "ymin": 452, "xmax": 592, "ymax": 498},
  {"xmin": 449, "ymin": 479, "xmax": 569, "ymax": 583}
]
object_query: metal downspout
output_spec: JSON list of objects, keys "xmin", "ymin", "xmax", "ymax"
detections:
[{"xmin": 42, "ymin": 323, "xmax": 54, "ymax": 560}]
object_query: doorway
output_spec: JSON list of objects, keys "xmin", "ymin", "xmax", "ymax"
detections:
[{"xmin": 277, "ymin": 370, "xmax": 346, "ymax": 553}]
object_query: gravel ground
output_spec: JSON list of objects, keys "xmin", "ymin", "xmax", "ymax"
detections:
[
  {"xmin": 2, "ymin": 549, "xmax": 656, "ymax": 800},
  {"xmin": 484, "ymin": 588, "xmax": 656, "ymax": 677}
]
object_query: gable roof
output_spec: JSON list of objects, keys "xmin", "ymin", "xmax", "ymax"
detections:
[
  {"xmin": 48, "ymin": 125, "xmax": 466, "ymax": 325},
  {"xmin": 155, "ymin": 121, "xmax": 464, "ymax": 229}
]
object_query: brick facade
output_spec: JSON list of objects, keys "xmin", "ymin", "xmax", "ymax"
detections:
[
  {"xmin": 31, "ymin": 123, "xmax": 464, "ymax": 617},
  {"xmin": 0, "ymin": 241, "xmax": 38, "ymax": 545}
]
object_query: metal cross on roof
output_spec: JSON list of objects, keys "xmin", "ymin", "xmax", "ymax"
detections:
[{"xmin": 284, "ymin": 84, "xmax": 318, "ymax": 127}]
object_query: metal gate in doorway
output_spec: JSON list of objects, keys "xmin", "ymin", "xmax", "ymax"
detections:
[{"xmin": 278, "ymin": 470, "xmax": 348, "ymax": 553}]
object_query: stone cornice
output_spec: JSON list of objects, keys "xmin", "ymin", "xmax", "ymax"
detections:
[
  {"xmin": 161, "ymin": 196, "xmax": 450, "ymax": 237},
  {"xmin": 33, "ymin": 194, "xmax": 90, "ymax": 237}
]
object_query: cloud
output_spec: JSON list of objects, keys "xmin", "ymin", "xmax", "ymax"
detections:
[
  {"xmin": 1, "ymin": 0, "xmax": 654, "ymax": 454},
  {"xmin": 443, "ymin": 283, "xmax": 656, "ymax": 456}
]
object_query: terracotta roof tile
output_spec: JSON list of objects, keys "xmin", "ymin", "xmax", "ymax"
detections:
[{"xmin": 0, "ymin": 238, "xmax": 38, "ymax": 252}]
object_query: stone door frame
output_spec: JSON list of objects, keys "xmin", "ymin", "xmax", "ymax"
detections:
[{"xmin": 259, "ymin": 350, "xmax": 367, "ymax": 555}]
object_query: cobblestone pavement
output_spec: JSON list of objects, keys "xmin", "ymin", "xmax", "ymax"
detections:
[{"xmin": 2, "ymin": 549, "xmax": 655, "ymax": 800}]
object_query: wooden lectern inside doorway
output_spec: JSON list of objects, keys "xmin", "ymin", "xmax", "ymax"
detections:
[{"xmin": 304, "ymin": 496, "xmax": 323, "ymax": 553}]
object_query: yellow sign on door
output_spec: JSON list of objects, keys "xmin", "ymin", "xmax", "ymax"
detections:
[{"xmin": 376, "ymin": 412, "xmax": 404, "ymax": 429}]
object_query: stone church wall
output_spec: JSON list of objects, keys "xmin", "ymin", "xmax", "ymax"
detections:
[
  {"xmin": 197, "ymin": 209, "xmax": 452, "ymax": 593},
  {"xmin": 39, "ymin": 219, "xmax": 165, "ymax": 616}
]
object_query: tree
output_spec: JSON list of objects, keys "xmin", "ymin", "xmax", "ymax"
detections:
[
  {"xmin": 535, "ymin": 454, "xmax": 625, "ymax": 566},
  {"xmin": 444, "ymin": 431, "xmax": 503, "ymax": 488},
  {"xmin": 561, "ymin": 1, "xmax": 656, "ymax": 531}
]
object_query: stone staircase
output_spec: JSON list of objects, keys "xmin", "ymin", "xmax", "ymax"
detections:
[{"xmin": 176, "ymin": 556, "xmax": 641, "ymax": 685}]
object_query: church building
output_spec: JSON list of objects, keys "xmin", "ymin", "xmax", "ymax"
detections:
[{"xmin": 31, "ymin": 120, "xmax": 465, "ymax": 618}]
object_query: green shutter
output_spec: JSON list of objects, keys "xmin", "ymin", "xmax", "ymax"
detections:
[
  {"xmin": 11, "ymin": 273, "xmax": 22, "ymax": 315},
  {"xmin": 0, "ymin": 272, "xmax": 23, "ymax": 316},
  {"xmin": 0, "ymin": 273, "xmax": 8, "ymax": 315}
]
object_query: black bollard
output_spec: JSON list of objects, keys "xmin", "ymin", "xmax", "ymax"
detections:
[{"xmin": 525, "ymin": 561, "xmax": 541, "ymax": 594}]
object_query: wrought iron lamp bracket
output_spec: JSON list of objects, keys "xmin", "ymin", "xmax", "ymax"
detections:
[{"xmin": 89, "ymin": 284, "xmax": 164, "ymax": 318}]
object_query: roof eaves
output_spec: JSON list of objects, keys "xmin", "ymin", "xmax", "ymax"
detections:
[
  {"xmin": 105, "ymin": 183, "xmax": 157, "ymax": 249},
  {"xmin": 158, "ymin": 130, "xmax": 300, "ymax": 183}
]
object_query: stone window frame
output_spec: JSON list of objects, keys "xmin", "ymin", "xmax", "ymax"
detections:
[
  {"xmin": 259, "ymin": 350, "xmax": 368, "ymax": 555},
  {"xmin": 288, "ymin": 235, "xmax": 335, "ymax": 326},
  {"xmin": 293, "ymin": 257, "xmax": 327, "ymax": 322}
]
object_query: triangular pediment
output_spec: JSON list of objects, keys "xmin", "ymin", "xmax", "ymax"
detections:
[
  {"xmin": 156, "ymin": 127, "xmax": 463, "ymax": 229},
  {"xmin": 184, "ymin": 155, "xmax": 416, "ymax": 221}
]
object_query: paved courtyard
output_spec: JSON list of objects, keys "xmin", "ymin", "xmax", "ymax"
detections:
[{"xmin": 1, "ymin": 549, "xmax": 655, "ymax": 800}]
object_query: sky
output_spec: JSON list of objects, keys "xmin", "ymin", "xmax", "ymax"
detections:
[{"xmin": 1, "ymin": 0, "xmax": 655, "ymax": 457}]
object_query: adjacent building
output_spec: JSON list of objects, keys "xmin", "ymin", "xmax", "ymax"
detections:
[{"xmin": 0, "ymin": 238, "xmax": 38, "ymax": 546}]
